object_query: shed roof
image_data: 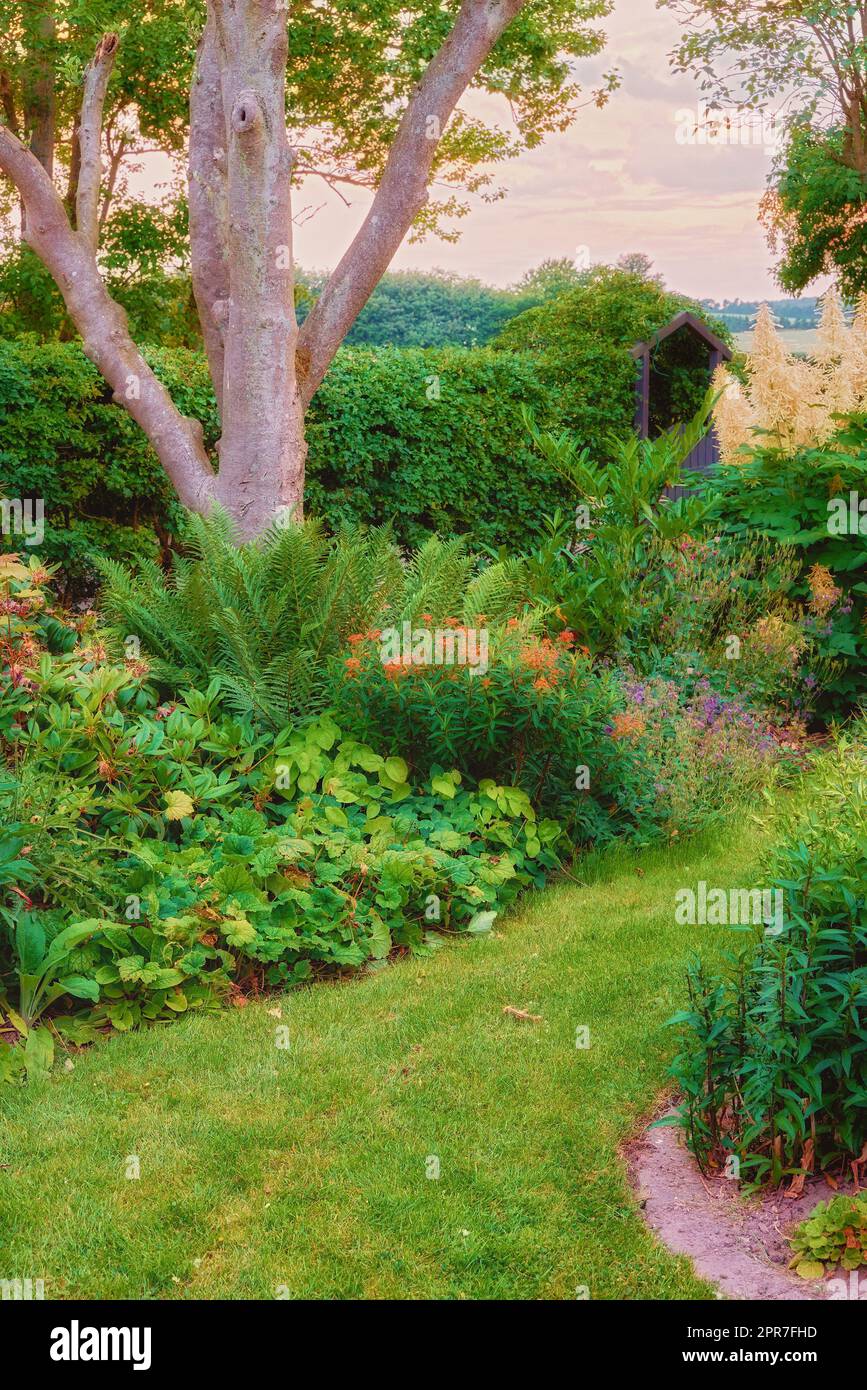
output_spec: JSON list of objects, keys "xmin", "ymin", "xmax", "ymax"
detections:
[{"xmin": 630, "ymin": 310, "xmax": 732, "ymax": 361}]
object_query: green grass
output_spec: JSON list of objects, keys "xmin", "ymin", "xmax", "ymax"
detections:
[{"xmin": 0, "ymin": 820, "xmax": 771, "ymax": 1300}]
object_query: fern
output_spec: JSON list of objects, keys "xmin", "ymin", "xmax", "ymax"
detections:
[{"xmin": 96, "ymin": 511, "xmax": 530, "ymax": 729}]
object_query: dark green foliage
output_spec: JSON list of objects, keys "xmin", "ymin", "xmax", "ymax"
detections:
[
  {"xmin": 701, "ymin": 415, "xmax": 867, "ymax": 718},
  {"xmin": 96, "ymin": 510, "xmax": 406, "ymax": 728},
  {"xmin": 769, "ymin": 124, "xmax": 867, "ymax": 301},
  {"xmin": 299, "ymin": 269, "xmax": 531, "ymax": 347},
  {"xmin": 304, "ymin": 346, "xmax": 564, "ymax": 548},
  {"xmin": 0, "ymin": 339, "xmax": 567, "ymax": 586},
  {"xmin": 0, "ymin": 337, "xmax": 211, "ymax": 592},
  {"xmin": 668, "ymin": 736, "xmax": 867, "ymax": 1187},
  {"xmin": 494, "ymin": 267, "xmax": 733, "ymax": 457}
]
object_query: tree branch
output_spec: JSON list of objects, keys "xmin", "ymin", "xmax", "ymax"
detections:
[
  {"xmin": 189, "ymin": 8, "xmax": 230, "ymax": 416},
  {"xmin": 296, "ymin": 0, "xmax": 526, "ymax": 404},
  {"xmin": 0, "ymin": 121, "xmax": 215, "ymax": 511},
  {"xmin": 76, "ymin": 33, "xmax": 119, "ymax": 253}
]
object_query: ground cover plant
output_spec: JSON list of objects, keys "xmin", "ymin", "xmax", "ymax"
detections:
[
  {"xmin": 789, "ymin": 1194, "xmax": 867, "ymax": 1279},
  {"xmin": 0, "ymin": 819, "xmax": 767, "ymax": 1299}
]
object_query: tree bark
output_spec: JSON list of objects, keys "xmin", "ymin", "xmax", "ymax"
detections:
[
  {"xmin": 0, "ymin": 121, "xmax": 215, "ymax": 513},
  {"xmin": 76, "ymin": 34, "xmax": 119, "ymax": 253},
  {"xmin": 205, "ymin": 0, "xmax": 305, "ymax": 538},
  {"xmin": 189, "ymin": 11, "xmax": 230, "ymax": 417},
  {"xmin": 297, "ymin": 0, "xmax": 525, "ymax": 404}
]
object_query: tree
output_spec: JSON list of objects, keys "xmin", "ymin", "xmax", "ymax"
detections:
[
  {"xmin": 760, "ymin": 124, "xmax": 867, "ymax": 299},
  {"xmin": 298, "ymin": 268, "xmax": 520, "ymax": 349},
  {"xmin": 661, "ymin": 1, "xmax": 867, "ymax": 292},
  {"xmin": 494, "ymin": 266, "xmax": 732, "ymax": 454},
  {"xmin": 616, "ymin": 251, "xmax": 660, "ymax": 281},
  {"xmin": 511, "ymin": 256, "xmax": 587, "ymax": 300},
  {"xmin": 0, "ymin": 1, "xmax": 615, "ymax": 540}
]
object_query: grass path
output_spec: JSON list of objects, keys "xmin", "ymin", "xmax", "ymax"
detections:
[{"xmin": 0, "ymin": 821, "xmax": 771, "ymax": 1300}]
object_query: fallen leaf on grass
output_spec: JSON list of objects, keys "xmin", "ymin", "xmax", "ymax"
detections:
[{"xmin": 503, "ymin": 1005, "xmax": 542, "ymax": 1023}]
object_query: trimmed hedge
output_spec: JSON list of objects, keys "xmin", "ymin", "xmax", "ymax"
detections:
[{"xmin": 0, "ymin": 339, "xmax": 567, "ymax": 587}]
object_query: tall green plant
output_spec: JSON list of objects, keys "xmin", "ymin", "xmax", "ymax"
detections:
[{"xmin": 521, "ymin": 397, "xmax": 716, "ymax": 655}]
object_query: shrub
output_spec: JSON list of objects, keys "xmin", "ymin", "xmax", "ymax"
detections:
[
  {"xmin": 494, "ymin": 267, "xmax": 732, "ymax": 458},
  {"xmin": 0, "ymin": 338, "xmax": 564, "ymax": 589},
  {"xmin": 515, "ymin": 403, "xmax": 715, "ymax": 659},
  {"xmin": 704, "ymin": 412, "xmax": 867, "ymax": 718},
  {"xmin": 328, "ymin": 618, "xmax": 627, "ymax": 836},
  {"xmin": 96, "ymin": 517, "xmax": 528, "ymax": 729},
  {"xmin": 668, "ymin": 733, "xmax": 867, "ymax": 1187},
  {"xmin": 608, "ymin": 668, "xmax": 803, "ymax": 846}
]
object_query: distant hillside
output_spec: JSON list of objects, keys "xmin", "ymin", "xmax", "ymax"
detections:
[{"xmin": 700, "ymin": 297, "xmax": 821, "ymax": 334}]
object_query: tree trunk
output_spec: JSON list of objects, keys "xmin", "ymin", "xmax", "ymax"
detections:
[
  {"xmin": 0, "ymin": 1, "xmax": 532, "ymax": 545},
  {"xmin": 195, "ymin": 0, "xmax": 306, "ymax": 540}
]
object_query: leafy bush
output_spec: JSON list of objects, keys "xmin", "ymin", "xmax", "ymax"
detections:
[
  {"xmin": 494, "ymin": 267, "xmax": 732, "ymax": 458},
  {"xmin": 703, "ymin": 414, "xmax": 867, "ymax": 719},
  {"xmin": 97, "ymin": 516, "xmax": 528, "ymax": 729},
  {"xmin": 328, "ymin": 619, "xmax": 627, "ymax": 835},
  {"xmin": 789, "ymin": 1195, "xmax": 867, "ymax": 1279},
  {"xmin": 668, "ymin": 733, "xmax": 867, "ymax": 1187},
  {"xmin": 515, "ymin": 403, "xmax": 715, "ymax": 659},
  {"xmin": 0, "ymin": 338, "xmax": 564, "ymax": 589},
  {"xmin": 0, "ymin": 565, "xmax": 563, "ymax": 1075},
  {"xmin": 608, "ymin": 668, "xmax": 802, "ymax": 847}
]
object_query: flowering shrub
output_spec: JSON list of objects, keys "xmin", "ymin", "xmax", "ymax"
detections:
[
  {"xmin": 328, "ymin": 616, "xmax": 629, "ymax": 835},
  {"xmin": 705, "ymin": 409, "xmax": 867, "ymax": 717},
  {"xmin": 713, "ymin": 291, "xmax": 867, "ymax": 460},
  {"xmin": 607, "ymin": 668, "xmax": 804, "ymax": 844}
]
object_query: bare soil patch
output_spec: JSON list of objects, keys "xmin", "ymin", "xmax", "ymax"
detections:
[{"xmin": 626, "ymin": 1105, "xmax": 860, "ymax": 1301}]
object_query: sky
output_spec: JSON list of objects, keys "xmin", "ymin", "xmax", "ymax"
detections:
[{"xmin": 289, "ymin": 0, "xmax": 797, "ymax": 303}]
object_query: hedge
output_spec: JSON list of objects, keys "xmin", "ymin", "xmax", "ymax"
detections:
[{"xmin": 0, "ymin": 339, "xmax": 567, "ymax": 588}]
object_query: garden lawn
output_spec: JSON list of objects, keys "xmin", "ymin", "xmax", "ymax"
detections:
[{"xmin": 0, "ymin": 820, "xmax": 771, "ymax": 1300}]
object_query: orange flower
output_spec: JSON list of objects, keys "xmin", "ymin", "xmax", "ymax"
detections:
[
  {"xmin": 532, "ymin": 676, "xmax": 552, "ymax": 692},
  {"xmin": 347, "ymin": 633, "xmax": 365, "ymax": 645},
  {"xmin": 481, "ymin": 677, "xmax": 492, "ymax": 689},
  {"xmin": 344, "ymin": 656, "xmax": 361, "ymax": 674},
  {"xmin": 506, "ymin": 617, "xmax": 520, "ymax": 630},
  {"xmin": 807, "ymin": 563, "xmax": 840, "ymax": 618},
  {"xmin": 558, "ymin": 629, "xmax": 575, "ymax": 647},
  {"xmin": 420, "ymin": 612, "xmax": 434, "ymax": 623},
  {"xmin": 609, "ymin": 711, "xmax": 646, "ymax": 742}
]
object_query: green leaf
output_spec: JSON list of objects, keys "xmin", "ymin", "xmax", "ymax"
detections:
[{"xmin": 23, "ymin": 1027, "xmax": 54, "ymax": 1079}]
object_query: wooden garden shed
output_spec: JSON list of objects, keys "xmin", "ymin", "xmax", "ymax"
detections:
[{"xmin": 630, "ymin": 310, "xmax": 732, "ymax": 482}]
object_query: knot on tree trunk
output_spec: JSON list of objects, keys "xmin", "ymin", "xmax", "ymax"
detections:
[
  {"xmin": 95, "ymin": 33, "xmax": 119, "ymax": 63},
  {"xmin": 231, "ymin": 90, "xmax": 265, "ymax": 135}
]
